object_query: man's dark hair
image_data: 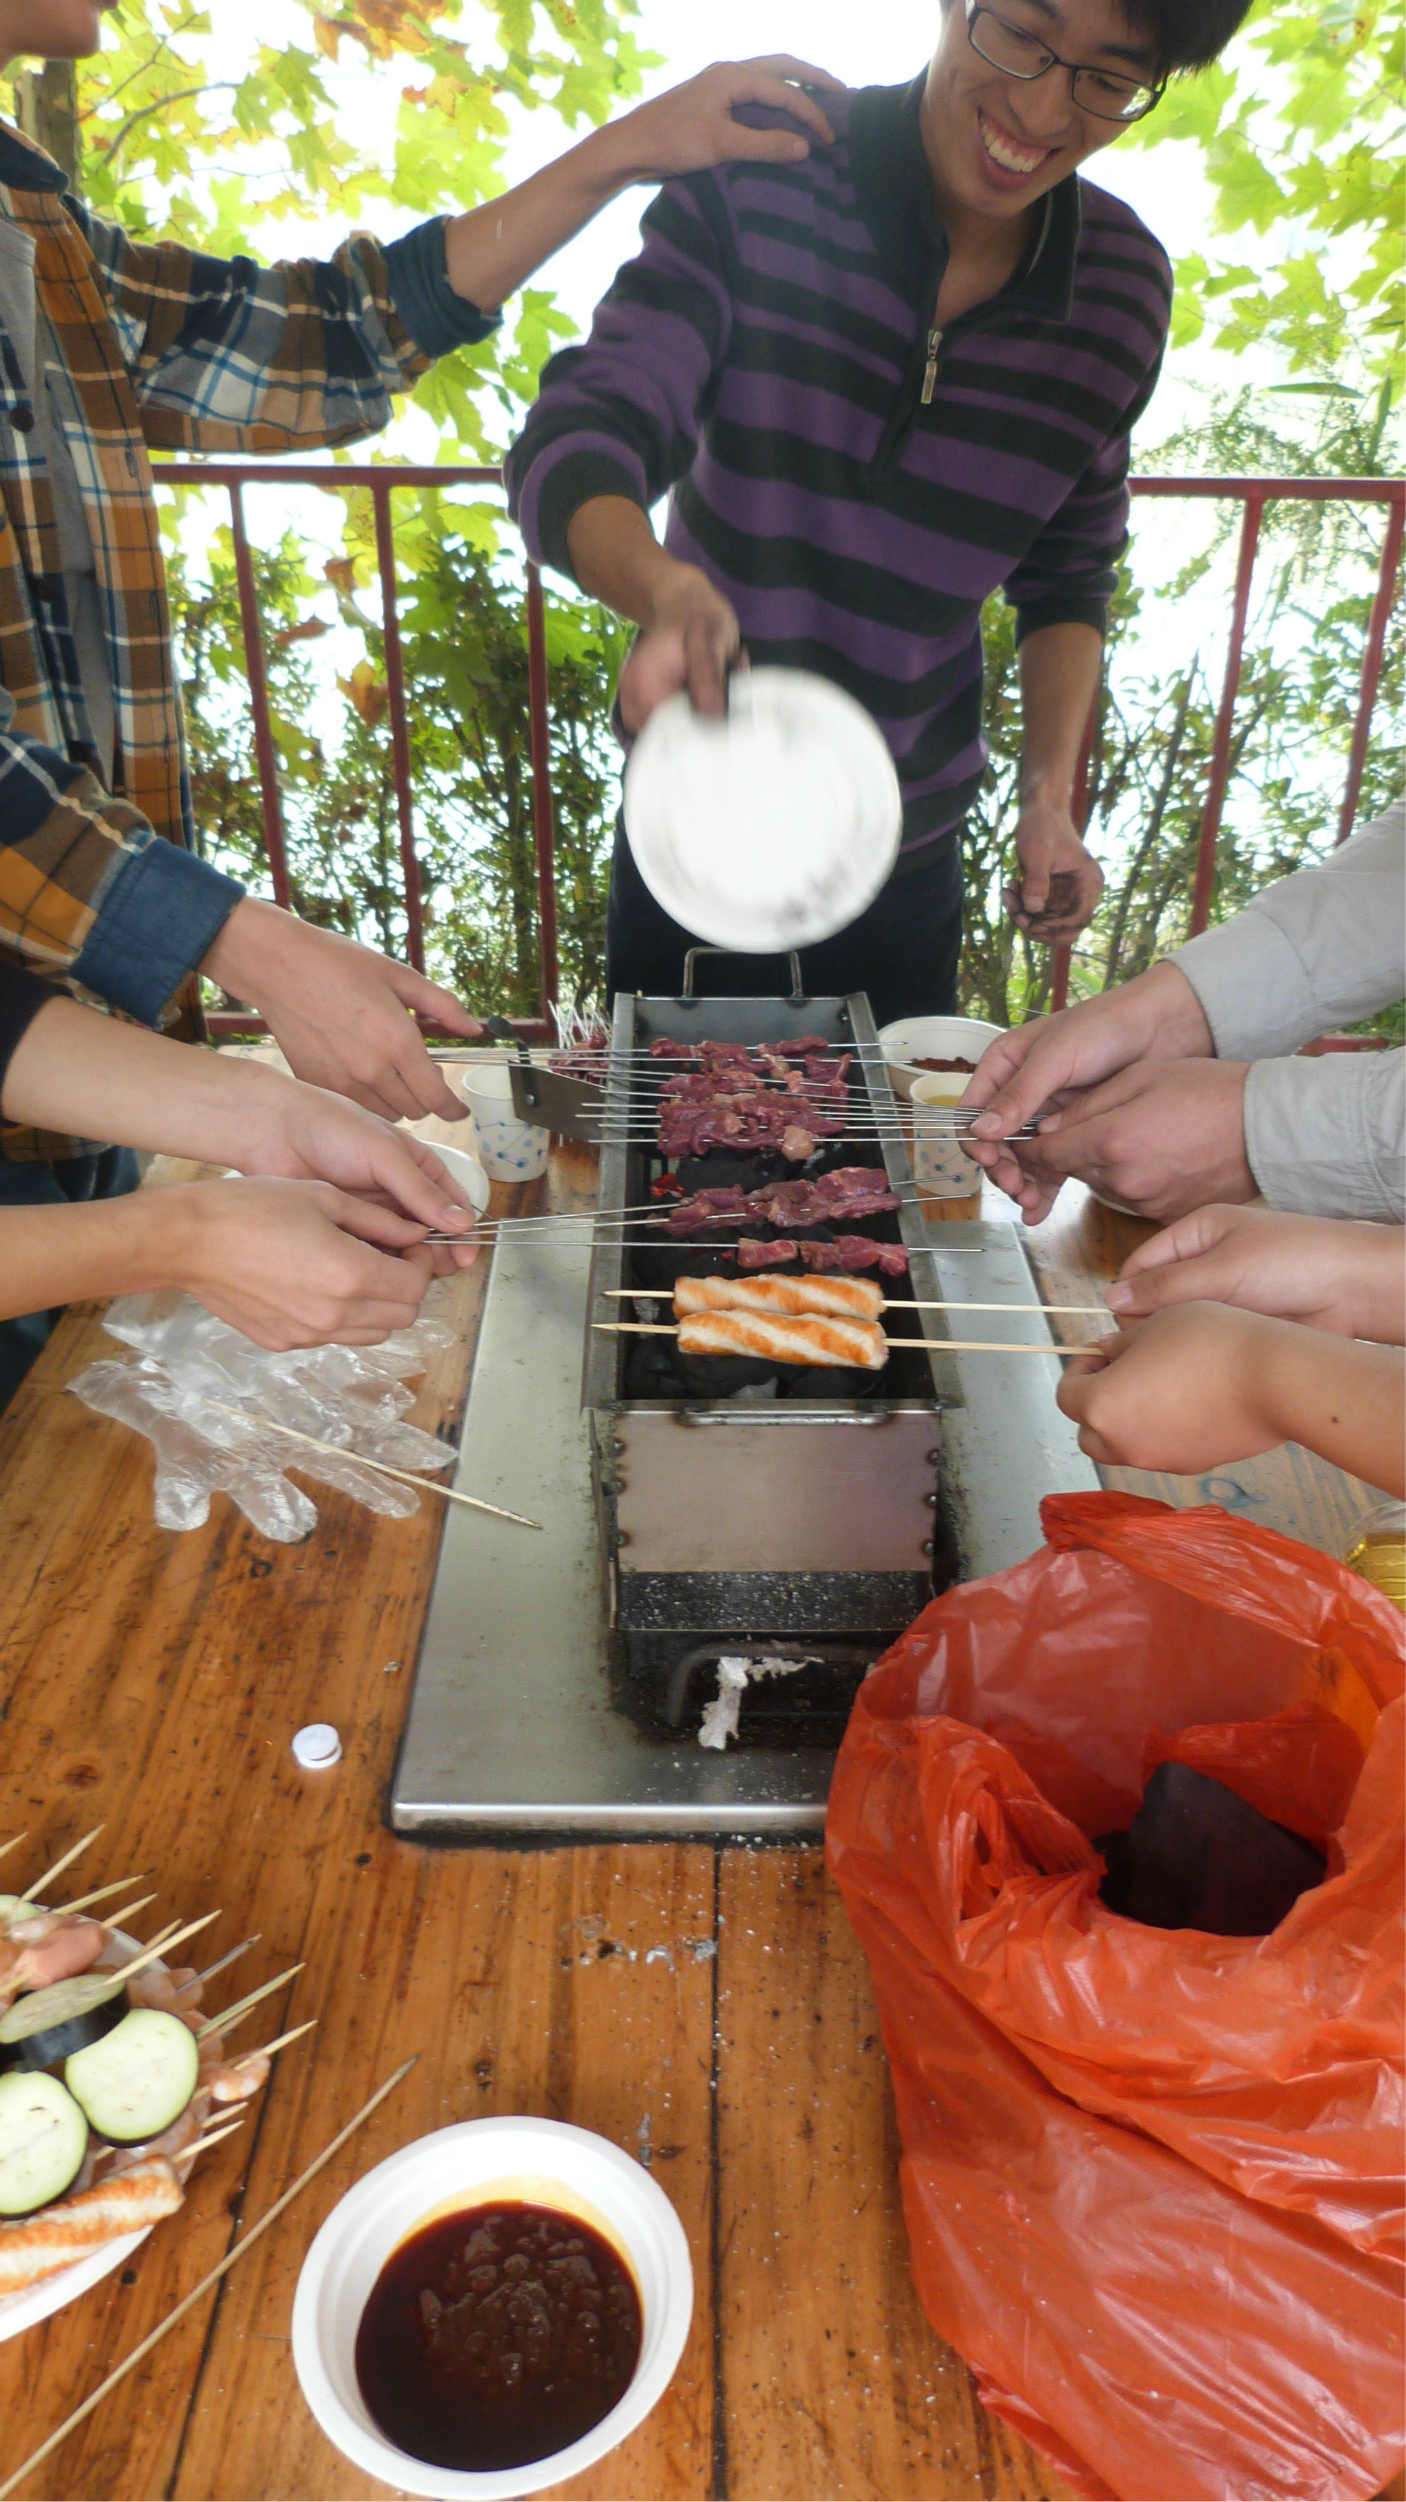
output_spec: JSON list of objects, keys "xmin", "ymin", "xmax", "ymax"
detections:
[{"xmin": 1131, "ymin": 0, "xmax": 1256, "ymax": 71}]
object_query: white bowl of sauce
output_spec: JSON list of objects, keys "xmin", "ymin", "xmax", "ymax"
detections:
[{"xmin": 291, "ymin": 2115, "xmax": 693, "ymax": 2498}]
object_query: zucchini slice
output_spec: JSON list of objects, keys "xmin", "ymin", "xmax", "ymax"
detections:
[
  {"xmin": 1, "ymin": 1987, "xmax": 130, "ymax": 2075},
  {"xmin": 65, "ymin": 2009, "xmax": 199, "ymax": 2145},
  {"xmin": 0, "ymin": 1969, "xmax": 128, "ymax": 2052},
  {"xmin": 0, "ymin": 2071, "xmax": 89, "ymax": 2214}
]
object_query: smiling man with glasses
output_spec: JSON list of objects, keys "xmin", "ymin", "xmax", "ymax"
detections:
[{"xmin": 509, "ymin": 0, "xmax": 1254, "ymax": 1019}]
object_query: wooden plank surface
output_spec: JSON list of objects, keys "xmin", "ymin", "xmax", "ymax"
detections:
[
  {"xmin": 0, "ymin": 1118, "xmax": 1393, "ymax": 2501},
  {"xmin": 715, "ymin": 1852, "xmax": 1070, "ymax": 2502}
]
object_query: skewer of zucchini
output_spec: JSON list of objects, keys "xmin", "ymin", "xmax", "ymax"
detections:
[
  {"xmin": 0, "ymin": 1972, "xmax": 130, "ymax": 2072},
  {"xmin": 0, "ymin": 2073, "xmax": 89, "ymax": 2216},
  {"xmin": 65, "ymin": 2011, "xmax": 199, "ymax": 2146}
]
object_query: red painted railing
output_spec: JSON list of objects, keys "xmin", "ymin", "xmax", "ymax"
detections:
[
  {"xmin": 155, "ymin": 463, "xmax": 1402, "ymax": 1035},
  {"xmin": 1054, "ymin": 475, "xmax": 1404, "ymax": 1011}
]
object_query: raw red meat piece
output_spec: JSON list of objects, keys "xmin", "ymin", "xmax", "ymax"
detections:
[
  {"xmin": 799, "ymin": 1236, "xmax": 909, "ymax": 1276},
  {"xmin": 648, "ymin": 1039, "xmax": 698, "ymax": 1059},
  {"xmin": 780, "ymin": 1125, "xmax": 817, "ymax": 1165},
  {"xmin": 736, "ymin": 1239, "xmax": 799, "ymax": 1270},
  {"xmin": 771, "ymin": 1036, "xmax": 831, "ymax": 1057}
]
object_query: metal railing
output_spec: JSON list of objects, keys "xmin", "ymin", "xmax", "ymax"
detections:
[{"xmin": 154, "ymin": 463, "xmax": 1403, "ymax": 1036}]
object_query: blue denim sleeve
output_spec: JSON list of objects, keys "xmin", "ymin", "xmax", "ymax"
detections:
[
  {"xmin": 383, "ymin": 218, "xmax": 503, "ymax": 358},
  {"xmin": 70, "ymin": 839, "xmax": 246, "ymax": 1024}
]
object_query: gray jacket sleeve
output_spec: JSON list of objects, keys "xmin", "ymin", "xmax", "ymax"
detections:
[
  {"xmin": 1167, "ymin": 799, "xmax": 1404, "ymax": 1221},
  {"xmin": 1168, "ymin": 800, "xmax": 1404, "ymax": 1056},
  {"xmin": 1238, "ymin": 1049, "xmax": 1404, "ymax": 1221}
]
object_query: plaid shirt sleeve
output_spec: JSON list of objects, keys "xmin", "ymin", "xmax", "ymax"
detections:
[
  {"xmin": 68, "ymin": 206, "xmax": 492, "ymax": 453},
  {"xmin": 0, "ymin": 689, "xmax": 245, "ymax": 1023}
]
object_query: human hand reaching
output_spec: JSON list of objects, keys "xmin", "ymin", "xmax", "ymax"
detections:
[
  {"xmin": 169, "ymin": 1178, "xmax": 435, "ymax": 1349},
  {"xmin": 201, "ymin": 899, "xmax": 482, "ymax": 1124},
  {"xmin": 1058, "ymin": 1302, "xmax": 1406, "ymax": 1494},
  {"xmin": 1057, "ymin": 1304, "xmax": 1295, "ymax": 1473},
  {"xmin": 1005, "ymin": 797, "xmax": 1102, "ymax": 942},
  {"xmin": 598, "ymin": 57, "xmax": 842, "ymax": 182},
  {"xmin": 617, "ymin": 565, "xmax": 744, "ymax": 731},
  {"xmin": 223, "ymin": 1071, "xmax": 479, "ymax": 1271},
  {"xmin": 959, "ymin": 961, "xmax": 1215, "ymax": 1217},
  {"xmin": 1003, "ymin": 1058, "xmax": 1255, "ymax": 1226},
  {"xmin": 1106, "ymin": 1205, "xmax": 1406, "ymax": 1343}
]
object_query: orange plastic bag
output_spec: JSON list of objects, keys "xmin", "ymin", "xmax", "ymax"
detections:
[{"xmin": 827, "ymin": 1494, "xmax": 1405, "ymax": 2502}]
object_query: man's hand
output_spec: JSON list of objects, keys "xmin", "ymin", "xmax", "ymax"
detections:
[
  {"xmin": 225, "ymin": 1071, "xmax": 480, "ymax": 1270},
  {"xmin": 1106, "ymin": 1205, "xmax": 1406, "ymax": 1343},
  {"xmin": 598, "ymin": 58, "xmax": 841, "ymax": 182},
  {"xmin": 202, "ymin": 899, "xmax": 482, "ymax": 1124},
  {"xmin": 171, "ymin": 1177, "xmax": 435, "ymax": 1349},
  {"xmin": 1006, "ymin": 796, "xmax": 1102, "ymax": 940},
  {"xmin": 617, "ymin": 565, "xmax": 744, "ymax": 731},
  {"xmin": 1056, "ymin": 1304, "xmax": 1291, "ymax": 1473},
  {"xmin": 1006, "ymin": 1058, "xmax": 1256, "ymax": 1226},
  {"xmin": 959, "ymin": 962, "xmax": 1217, "ymax": 1217}
]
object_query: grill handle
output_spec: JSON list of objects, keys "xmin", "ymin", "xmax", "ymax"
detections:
[{"xmin": 680, "ymin": 945, "xmax": 805, "ymax": 1003}]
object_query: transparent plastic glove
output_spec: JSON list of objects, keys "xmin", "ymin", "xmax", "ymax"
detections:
[{"xmin": 69, "ymin": 1293, "xmax": 457, "ymax": 1543}]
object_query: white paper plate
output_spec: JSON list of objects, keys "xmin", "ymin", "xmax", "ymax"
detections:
[
  {"xmin": 0, "ymin": 1922, "xmax": 165, "ymax": 2344},
  {"xmin": 623, "ymin": 667, "xmax": 902, "ymax": 953}
]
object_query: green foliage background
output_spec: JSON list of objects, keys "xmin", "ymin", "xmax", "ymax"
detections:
[{"xmin": 8, "ymin": 0, "xmax": 1400, "ymax": 1028}]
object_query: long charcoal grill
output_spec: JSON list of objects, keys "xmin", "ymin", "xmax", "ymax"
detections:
[
  {"xmin": 390, "ymin": 989, "xmax": 1097, "ymax": 1839},
  {"xmin": 583, "ymin": 989, "xmax": 959, "ymax": 1738}
]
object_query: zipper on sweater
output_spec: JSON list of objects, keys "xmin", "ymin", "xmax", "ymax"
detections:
[
  {"xmin": 920, "ymin": 325, "xmax": 942, "ymax": 405},
  {"xmin": 869, "ymin": 296, "xmax": 1013, "ymax": 478}
]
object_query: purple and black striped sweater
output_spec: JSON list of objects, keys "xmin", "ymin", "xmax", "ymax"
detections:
[{"xmin": 507, "ymin": 74, "xmax": 1172, "ymax": 866}]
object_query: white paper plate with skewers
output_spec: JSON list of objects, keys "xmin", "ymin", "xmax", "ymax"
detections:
[{"xmin": 0, "ymin": 1828, "xmax": 308, "ymax": 2341}]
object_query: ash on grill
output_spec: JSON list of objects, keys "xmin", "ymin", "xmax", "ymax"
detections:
[{"xmin": 584, "ymin": 993, "xmax": 956, "ymax": 1744}]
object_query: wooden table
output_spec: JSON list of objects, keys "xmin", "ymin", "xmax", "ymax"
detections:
[{"xmin": 0, "ymin": 1154, "xmax": 1392, "ymax": 2502}]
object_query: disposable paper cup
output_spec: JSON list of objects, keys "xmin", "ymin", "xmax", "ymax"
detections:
[
  {"xmin": 458, "ymin": 1062, "xmax": 549, "ymax": 1183},
  {"xmin": 291, "ymin": 2115, "xmax": 694, "ymax": 2500},
  {"xmin": 911, "ymin": 1072, "xmax": 983, "ymax": 1202},
  {"xmin": 877, "ymin": 1014, "xmax": 1004, "ymax": 1103}
]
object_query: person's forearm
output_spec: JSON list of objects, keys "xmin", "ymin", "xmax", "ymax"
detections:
[
  {"xmin": 2, "ymin": 997, "xmax": 295, "ymax": 1169},
  {"xmin": 1018, "ymin": 622, "xmax": 1103, "ymax": 810},
  {"xmin": 0, "ymin": 1191, "xmax": 203, "ymax": 1322},
  {"xmin": 444, "ymin": 125, "xmax": 637, "ymax": 313},
  {"xmin": 1265, "ymin": 1326, "xmax": 1405, "ymax": 1496},
  {"xmin": 565, "ymin": 496, "xmax": 692, "ymax": 624}
]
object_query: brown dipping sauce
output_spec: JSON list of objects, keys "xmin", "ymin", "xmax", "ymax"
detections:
[
  {"xmin": 355, "ymin": 2201, "xmax": 643, "ymax": 2473},
  {"xmin": 910, "ymin": 1055, "xmax": 977, "ymax": 1075}
]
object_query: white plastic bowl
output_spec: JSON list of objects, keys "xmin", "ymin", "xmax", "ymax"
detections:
[
  {"xmin": 423, "ymin": 1139, "xmax": 491, "ymax": 1215},
  {"xmin": 877, "ymin": 1014, "xmax": 1005, "ymax": 1102},
  {"xmin": 291, "ymin": 2116, "xmax": 694, "ymax": 2499}
]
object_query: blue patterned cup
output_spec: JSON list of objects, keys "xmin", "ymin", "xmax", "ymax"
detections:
[{"xmin": 460, "ymin": 1061, "xmax": 550, "ymax": 1183}]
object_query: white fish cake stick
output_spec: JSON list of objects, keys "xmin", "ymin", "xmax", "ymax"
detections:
[
  {"xmin": 677, "ymin": 1312, "xmax": 887, "ymax": 1370},
  {"xmin": 674, "ymin": 1274, "xmax": 884, "ymax": 1322}
]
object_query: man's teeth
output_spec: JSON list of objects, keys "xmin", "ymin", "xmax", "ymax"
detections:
[{"xmin": 979, "ymin": 114, "xmax": 1046, "ymax": 174}]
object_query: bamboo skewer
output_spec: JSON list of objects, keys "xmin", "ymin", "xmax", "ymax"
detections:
[
  {"xmin": 113, "ymin": 1910, "xmax": 221, "ymax": 1985},
  {"xmin": 186, "ymin": 2116, "xmax": 248, "ymax": 2158},
  {"xmin": 97, "ymin": 1895, "xmax": 158, "ymax": 1934},
  {"xmin": 52, "ymin": 1875, "xmax": 152, "ymax": 1919},
  {"xmin": 237, "ymin": 2018, "xmax": 318, "ymax": 2064},
  {"xmin": 17, "ymin": 1826, "xmax": 104, "ymax": 1905},
  {"xmin": 0, "ymin": 2056, "xmax": 419, "ymax": 2502},
  {"xmin": 197, "ymin": 1401, "xmax": 542, "ymax": 1533},
  {"xmin": 595, "ymin": 1321, "xmax": 1073, "ymax": 1357},
  {"xmin": 197, "ymin": 1963, "xmax": 305, "ymax": 2042},
  {"xmin": 600, "ymin": 1291, "xmax": 1109, "ymax": 1318}
]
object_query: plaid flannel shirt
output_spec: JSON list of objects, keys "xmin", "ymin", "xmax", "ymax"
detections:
[{"xmin": 0, "ymin": 118, "xmax": 494, "ymax": 1159}]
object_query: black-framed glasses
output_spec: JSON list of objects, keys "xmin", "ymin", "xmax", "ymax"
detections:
[{"xmin": 965, "ymin": 0, "xmax": 1166, "ymax": 121}]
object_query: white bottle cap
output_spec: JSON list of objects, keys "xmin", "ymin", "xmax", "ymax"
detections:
[{"xmin": 291, "ymin": 1723, "xmax": 342, "ymax": 1770}]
